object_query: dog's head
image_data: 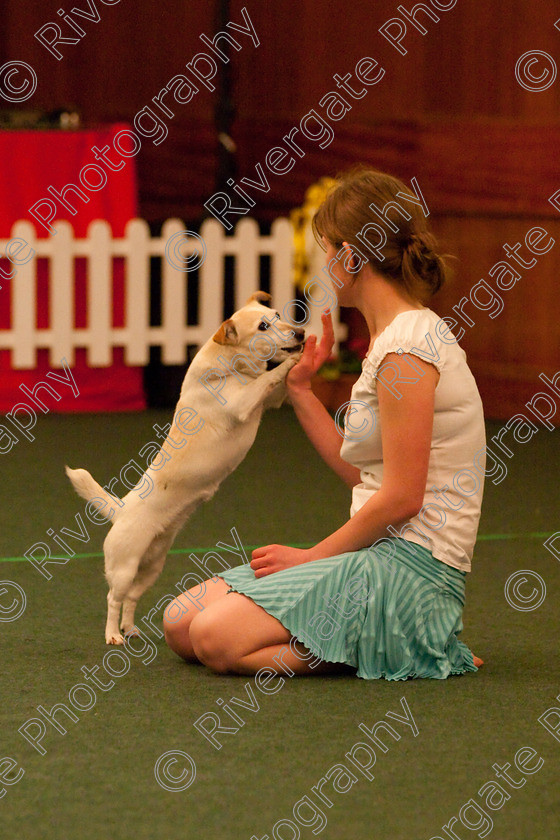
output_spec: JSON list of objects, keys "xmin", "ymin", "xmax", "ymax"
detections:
[{"xmin": 212, "ymin": 292, "xmax": 305, "ymax": 373}]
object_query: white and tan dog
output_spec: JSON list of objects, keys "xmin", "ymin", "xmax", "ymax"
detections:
[{"xmin": 66, "ymin": 292, "xmax": 304, "ymax": 644}]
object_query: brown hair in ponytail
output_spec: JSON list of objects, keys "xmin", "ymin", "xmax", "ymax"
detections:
[{"xmin": 312, "ymin": 166, "xmax": 451, "ymax": 303}]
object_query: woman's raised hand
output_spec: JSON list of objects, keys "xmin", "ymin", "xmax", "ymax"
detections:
[{"xmin": 286, "ymin": 309, "xmax": 335, "ymax": 392}]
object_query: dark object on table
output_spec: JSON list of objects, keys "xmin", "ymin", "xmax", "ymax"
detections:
[{"xmin": 0, "ymin": 108, "xmax": 81, "ymax": 130}]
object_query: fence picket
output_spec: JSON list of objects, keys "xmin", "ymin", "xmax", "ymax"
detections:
[
  {"xmin": 234, "ymin": 218, "xmax": 260, "ymax": 308},
  {"xmin": 269, "ymin": 218, "xmax": 295, "ymax": 324},
  {"xmin": 10, "ymin": 221, "xmax": 38, "ymax": 368},
  {"xmin": 160, "ymin": 219, "xmax": 188, "ymax": 364},
  {"xmin": 49, "ymin": 221, "xmax": 75, "ymax": 365},
  {"xmin": 199, "ymin": 218, "xmax": 226, "ymax": 342},
  {"xmin": 122, "ymin": 218, "xmax": 151, "ymax": 365},
  {"xmin": 87, "ymin": 220, "xmax": 113, "ymax": 366}
]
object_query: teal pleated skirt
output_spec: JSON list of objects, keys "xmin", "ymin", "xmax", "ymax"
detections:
[{"xmin": 217, "ymin": 538, "xmax": 478, "ymax": 680}]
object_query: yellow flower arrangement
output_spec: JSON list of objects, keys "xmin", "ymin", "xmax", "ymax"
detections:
[{"xmin": 290, "ymin": 176, "xmax": 338, "ymax": 291}]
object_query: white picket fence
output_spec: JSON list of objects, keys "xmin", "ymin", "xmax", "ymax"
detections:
[{"xmin": 0, "ymin": 217, "xmax": 343, "ymax": 369}]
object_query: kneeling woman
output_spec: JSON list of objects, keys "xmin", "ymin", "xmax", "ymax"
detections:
[{"xmin": 164, "ymin": 167, "xmax": 485, "ymax": 680}]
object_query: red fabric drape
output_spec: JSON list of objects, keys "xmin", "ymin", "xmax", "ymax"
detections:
[{"xmin": 0, "ymin": 124, "xmax": 145, "ymax": 413}]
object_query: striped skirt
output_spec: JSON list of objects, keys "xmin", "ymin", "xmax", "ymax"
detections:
[{"xmin": 217, "ymin": 537, "xmax": 478, "ymax": 680}]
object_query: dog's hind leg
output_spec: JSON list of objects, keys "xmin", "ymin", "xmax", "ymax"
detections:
[
  {"xmin": 120, "ymin": 595, "xmax": 139, "ymax": 638},
  {"xmin": 120, "ymin": 560, "xmax": 168, "ymax": 637},
  {"xmin": 120, "ymin": 535, "xmax": 173, "ymax": 637},
  {"xmin": 106, "ymin": 591, "xmax": 125, "ymax": 645},
  {"xmin": 105, "ymin": 563, "xmax": 143, "ymax": 645}
]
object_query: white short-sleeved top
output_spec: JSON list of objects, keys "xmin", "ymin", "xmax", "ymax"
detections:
[{"xmin": 339, "ymin": 308, "xmax": 486, "ymax": 573}]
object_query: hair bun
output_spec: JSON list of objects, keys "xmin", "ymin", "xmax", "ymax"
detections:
[
  {"xmin": 311, "ymin": 166, "xmax": 451, "ymax": 302},
  {"xmin": 401, "ymin": 231, "xmax": 446, "ymax": 297}
]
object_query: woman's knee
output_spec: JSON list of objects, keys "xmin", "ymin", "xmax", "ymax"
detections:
[
  {"xmin": 188, "ymin": 611, "xmax": 233, "ymax": 673},
  {"xmin": 163, "ymin": 597, "xmax": 197, "ymax": 660}
]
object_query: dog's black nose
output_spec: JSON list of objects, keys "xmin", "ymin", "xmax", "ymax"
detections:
[{"xmin": 294, "ymin": 328, "xmax": 305, "ymax": 342}]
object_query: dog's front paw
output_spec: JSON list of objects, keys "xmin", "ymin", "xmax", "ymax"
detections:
[
  {"xmin": 280, "ymin": 354, "xmax": 301, "ymax": 373},
  {"xmin": 106, "ymin": 632, "xmax": 125, "ymax": 645}
]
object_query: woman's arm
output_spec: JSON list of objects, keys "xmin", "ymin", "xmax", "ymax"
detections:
[
  {"xmin": 306, "ymin": 352, "xmax": 438, "ymax": 557},
  {"xmin": 251, "ymin": 353, "xmax": 439, "ymax": 576},
  {"xmin": 286, "ymin": 310, "xmax": 361, "ymax": 489},
  {"xmin": 289, "ymin": 388, "xmax": 361, "ymax": 489}
]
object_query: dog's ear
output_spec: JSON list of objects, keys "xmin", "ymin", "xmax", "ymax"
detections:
[
  {"xmin": 245, "ymin": 291, "xmax": 271, "ymax": 305},
  {"xmin": 213, "ymin": 319, "xmax": 239, "ymax": 345}
]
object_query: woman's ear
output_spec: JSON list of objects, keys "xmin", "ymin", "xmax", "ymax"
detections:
[
  {"xmin": 341, "ymin": 240, "xmax": 368, "ymax": 275},
  {"xmin": 342, "ymin": 240, "xmax": 357, "ymax": 271}
]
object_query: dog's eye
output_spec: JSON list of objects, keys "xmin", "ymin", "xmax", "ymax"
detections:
[{"xmin": 258, "ymin": 321, "xmax": 269, "ymax": 331}]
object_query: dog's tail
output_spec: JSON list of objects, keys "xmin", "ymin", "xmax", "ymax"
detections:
[{"xmin": 65, "ymin": 466, "xmax": 121, "ymax": 522}]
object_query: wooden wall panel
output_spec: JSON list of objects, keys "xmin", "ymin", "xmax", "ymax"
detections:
[
  {"xmin": 4, "ymin": 0, "xmax": 560, "ymax": 219},
  {"xmin": 3, "ymin": 2, "xmax": 216, "ymax": 119},
  {"xmin": 431, "ymin": 216, "xmax": 560, "ymax": 419},
  {"xmin": 235, "ymin": 0, "xmax": 560, "ymax": 121},
  {"xmin": 230, "ymin": 120, "xmax": 560, "ymax": 220}
]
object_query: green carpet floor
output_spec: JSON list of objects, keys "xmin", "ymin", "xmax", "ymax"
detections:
[{"xmin": 1, "ymin": 407, "xmax": 559, "ymax": 839}]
